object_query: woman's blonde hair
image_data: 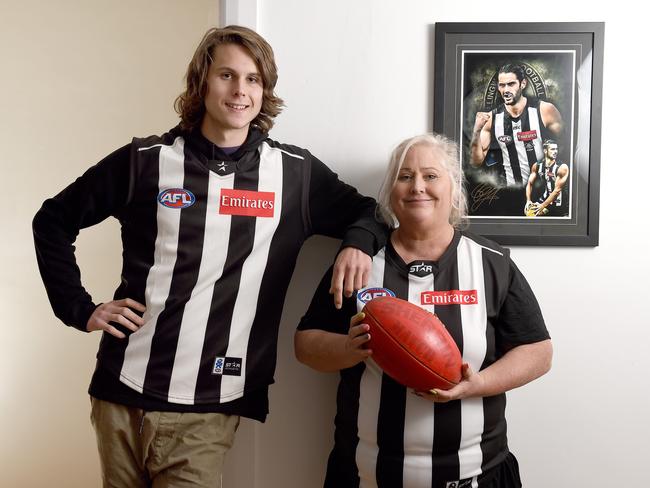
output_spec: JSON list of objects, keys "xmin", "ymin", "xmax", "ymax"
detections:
[{"xmin": 377, "ymin": 133, "xmax": 468, "ymax": 229}]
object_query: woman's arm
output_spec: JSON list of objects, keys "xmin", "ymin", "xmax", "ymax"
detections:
[
  {"xmin": 295, "ymin": 313, "xmax": 372, "ymax": 372},
  {"xmin": 417, "ymin": 339, "xmax": 552, "ymax": 402}
]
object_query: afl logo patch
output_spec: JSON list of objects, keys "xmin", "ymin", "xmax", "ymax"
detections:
[
  {"xmin": 497, "ymin": 135, "xmax": 513, "ymax": 144},
  {"xmin": 357, "ymin": 287, "xmax": 396, "ymax": 304},
  {"xmin": 158, "ymin": 188, "xmax": 196, "ymax": 208}
]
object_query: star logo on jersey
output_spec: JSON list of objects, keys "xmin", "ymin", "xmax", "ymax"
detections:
[
  {"xmin": 409, "ymin": 261, "xmax": 434, "ymax": 277},
  {"xmin": 421, "ymin": 290, "xmax": 478, "ymax": 306},
  {"xmin": 219, "ymin": 189, "xmax": 275, "ymax": 217},
  {"xmin": 212, "ymin": 356, "xmax": 242, "ymax": 376},
  {"xmin": 216, "ymin": 161, "xmax": 228, "ymax": 172},
  {"xmin": 158, "ymin": 188, "xmax": 196, "ymax": 208}
]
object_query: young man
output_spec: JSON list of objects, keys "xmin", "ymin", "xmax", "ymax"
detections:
[
  {"xmin": 33, "ymin": 25, "xmax": 385, "ymax": 487},
  {"xmin": 470, "ymin": 64, "xmax": 563, "ymax": 188},
  {"xmin": 525, "ymin": 139, "xmax": 570, "ymax": 217}
]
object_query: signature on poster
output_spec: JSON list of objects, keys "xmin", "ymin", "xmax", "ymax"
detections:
[{"xmin": 470, "ymin": 184, "xmax": 500, "ymax": 212}]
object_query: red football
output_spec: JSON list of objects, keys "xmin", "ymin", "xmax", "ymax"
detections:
[{"xmin": 362, "ymin": 296, "xmax": 462, "ymax": 391}]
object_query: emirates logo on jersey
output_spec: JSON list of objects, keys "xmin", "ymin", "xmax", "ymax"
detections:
[
  {"xmin": 219, "ymin": 189, "xmax": 275, "ymax": 217},
  {"xmin": 421, "ymin": 290, "xmax": 478, "ymax": 306},
  {"xmin": 517, "ymin": 130, "xmax": 538, "ymax": 142}
]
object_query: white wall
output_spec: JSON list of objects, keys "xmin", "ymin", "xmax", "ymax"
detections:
[
  {"xmin": 3, "ymin": 1, "xmax": 649, "ymax": 487},
  {"xmin": 224, "ymin": 1, "xmax": 650, "ymax": 487},
  {"xmin": 0, "ymin": 1, "xmax": 217, "ymax": 486}
]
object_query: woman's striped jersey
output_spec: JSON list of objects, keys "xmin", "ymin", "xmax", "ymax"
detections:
[
  {"xmin": 33, "ymin": 126, "xmax": 383, "ymax": 420},
  {"xmin": 298, "ymin": 231, "xmax": 549, "ymax": 487}
]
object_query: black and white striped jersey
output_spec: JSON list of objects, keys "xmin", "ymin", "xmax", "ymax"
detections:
[
  {"xmin": 536, "ymin": 159, "xmax": 567, "ymax": 209},
  {"xmin": 489, "ymin": 98, "xmax": 547, "ymax": 187},
  {"xmin": 298, "ymin": 231, "xmax": 549, "ymax": 488},
  {"xmin": 33, "ymin": 126, "xmax": 384, "ymax": 420}
]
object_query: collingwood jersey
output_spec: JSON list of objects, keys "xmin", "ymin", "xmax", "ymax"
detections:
[
  {"xmin": 298, "ymin": 231, "xmax": 549, "ymax": 488},
  {"xmin": 536, "ymin": 160, "xmax": 567, "ymax": 208},
  {"xmin": 33, "ymin": 126, "xmax": 382, "ymax": 420},
  {"xmin": 490, "ymin": 98, "xmax": 547, "ymax": 187}
]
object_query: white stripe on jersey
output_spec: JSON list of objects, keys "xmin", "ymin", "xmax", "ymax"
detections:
[
  {"xmin": 219, "ymin": 142, "xmax": 284, "ymax": 400},
  {"xmin": 402, "ymin": 271, "xmax": 436, "ymax": 488},
  {"xmin": 138, "ymin": 143, "xmax": 167, "ymax": 152},
  {"xmin": 495, "ymin": 106, "xmax": 544, "ymax": 186},
  {"xmin": 510, "ymin": 106, "xmax": 543, "ymax": 183},
  {"xmin": 167, "ymin": 170, "xmax": 235, "ymax": 403},
  {"xmin": 276, "ymin": 148, "xmax": 305, "ymax": 160},
  {"xmin": 355, "ymin": 249, "xmax": 386, "ymax": 488},
  {"xmin": 120, "ymin": 137, "xmax": 185, "ymax": 392},
  {"xmin": 457, "ymin": 236, "xmax": 488, "ymax": 479}
]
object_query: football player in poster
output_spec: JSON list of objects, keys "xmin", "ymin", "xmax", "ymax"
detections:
[
  {"xmin": 461, "ymin": 53, "xmax": 574, "ymax": 218},
  {"xmin": 525, "ymin": 139, "xmax": 569, "ymax": 217}
]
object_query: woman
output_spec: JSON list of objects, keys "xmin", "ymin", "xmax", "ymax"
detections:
[{"xmin": 295, "ymin": 133, "xmax": 552, "ymax": 488}]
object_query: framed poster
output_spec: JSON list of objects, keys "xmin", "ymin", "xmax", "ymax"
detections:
[{"xmin": 434, "ymin": 22, "xmax": 604, "ymax": 246}]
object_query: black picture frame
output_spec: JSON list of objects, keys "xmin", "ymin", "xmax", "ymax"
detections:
[{"xmin": 434, "ymin": 22, "xmax": 604, "ymax": 246}]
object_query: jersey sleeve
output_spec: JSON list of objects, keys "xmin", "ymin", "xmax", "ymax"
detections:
[
  {"xmin": 297, "ymin": 266, "xmax": 358, "ymax": 334},
  {"xmin": 32, "ymin": 143, "xmax": 133, "ymax": 331},
  {"xmin": 494, "ymin": 259, "xmax": 550, "ymax": 352},
  {"xmin": 306, "ymin": 155, "xmax": 388, "ymax": 256}
]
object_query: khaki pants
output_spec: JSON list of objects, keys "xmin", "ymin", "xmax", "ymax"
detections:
[{"xmin": 90, "ymin": 397, "xmax": 240, "ymax": 488}]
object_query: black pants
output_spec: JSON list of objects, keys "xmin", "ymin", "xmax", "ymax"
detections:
[{"xmin": 483, "ymin": 451, "xmax": 522, "ymax": 488}]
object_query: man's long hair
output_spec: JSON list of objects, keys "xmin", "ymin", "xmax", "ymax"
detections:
[{"xmin": 174, "ymin": 25, "xmax": 284, "ymax": 133}]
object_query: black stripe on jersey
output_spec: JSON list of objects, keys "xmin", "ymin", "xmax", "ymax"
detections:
[
  {"xmin": 502, "ymin": 115, "xmax": 522, "ymax": 184},
  {"xmin": 243, "ymin": 152, "xmax": 306, "ymax": 392},
  {"xmin": 520, "ymin": 110, "xmax": 538, "ymax": 169},
  {"xmin": 99, "ymin": 145, "xmax": 161, "ymax": 373},
  {"xmin": 430, "ymin": 261, "xmax": 463, "ymax": 486},
  {"xmin": 143, "ymin": 148, "xmax": 210, "ymax": 396},
  {"xmin": 375, "ymin": 260, "xmax": 408, "ymax": 488},
  {"xmin": 193, "ymin": 166, "xmax": 260, "ymax": 401},
  {"xmin": 480, "ymin": 394, "xmax": 507, "ymax": 476},
  {"xmin": 479, "ymin": 246, "xmax": 508, "ymax": 475},
  {"xmin": 325, "ymin": 363, "xmax": 365, "ymax": 488}
]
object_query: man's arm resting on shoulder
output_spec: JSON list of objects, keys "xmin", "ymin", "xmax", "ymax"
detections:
[{"xmin": 307, "ymin": 156, "xmax": 388, "ymax": 307}]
